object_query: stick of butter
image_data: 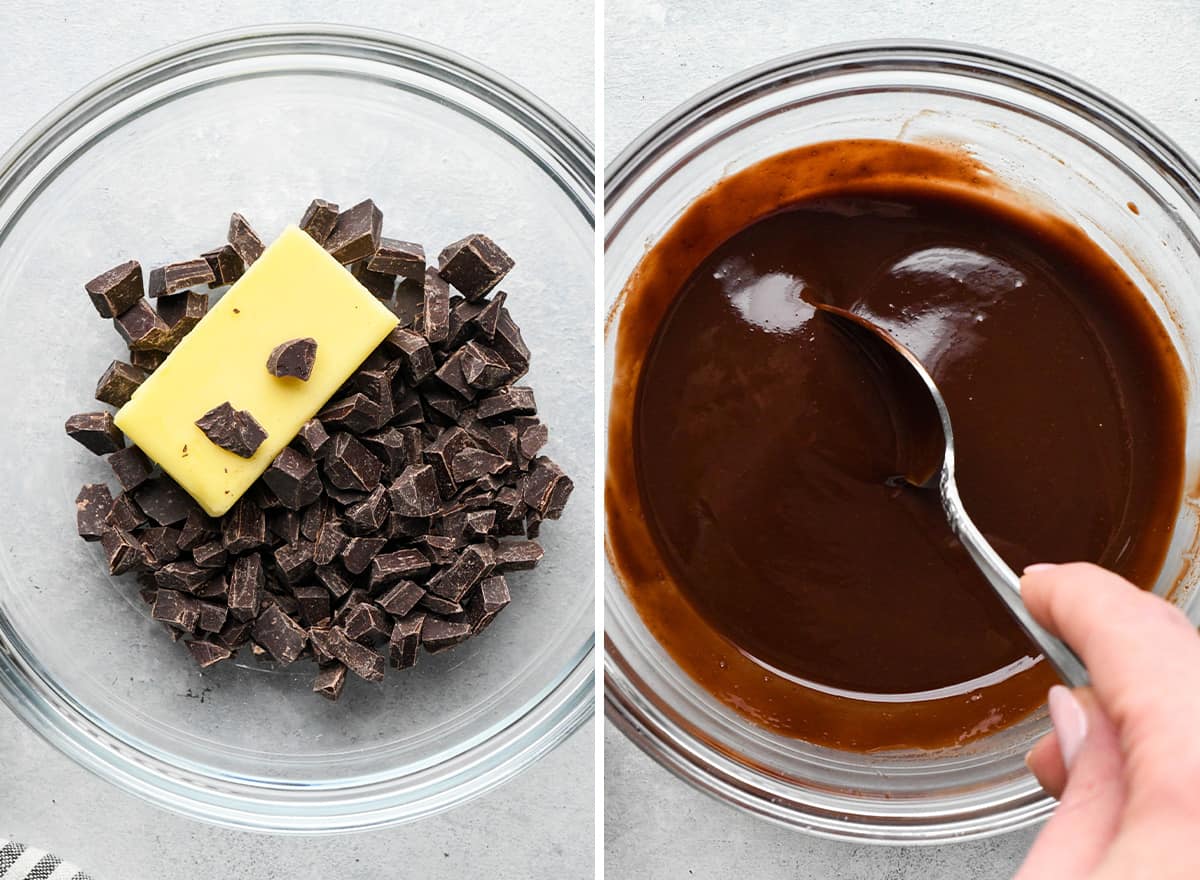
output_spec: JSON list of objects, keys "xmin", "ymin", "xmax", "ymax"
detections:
[{"xmin": 115, "ymin": 225, "xmax": 398, "ymax": 516}]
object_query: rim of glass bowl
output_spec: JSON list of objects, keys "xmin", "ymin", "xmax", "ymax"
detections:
[
  {"xmin": 604, "ymin": 40, "xmax": 1200, "ymax": 844},
  {"xmin": 0, "ymin": 24, "xmax": 594, "ymax": 834}
]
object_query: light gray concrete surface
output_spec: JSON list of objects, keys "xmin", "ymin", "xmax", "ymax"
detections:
[
  {"xmin": 0, "ymin": 2, "xmax": 594, "ymax": 879},
  {"xmin": 604, "ymin": 1, "xmax": 1200, "ymax": 878}
]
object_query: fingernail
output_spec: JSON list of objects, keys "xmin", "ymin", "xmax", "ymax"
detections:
[
  {"xmin": 1048, "ymin": 685, "xmax": 1087, "ymax": 768},
  {"xmin": 1024, "ymin": 563, "xmax": 1058, "ymax": 574}
]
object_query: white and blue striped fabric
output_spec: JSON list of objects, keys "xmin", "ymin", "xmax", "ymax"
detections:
[{"xmin": 0, "ymin": 841, "xmax": 92, "ymax": 880}]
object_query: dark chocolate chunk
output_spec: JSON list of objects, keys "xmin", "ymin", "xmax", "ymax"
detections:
[
  {"xmin": 323, "ymin": 434, "xmax": 382, "ymax": 492},
  {"xmin": 427, "ymin": 544, "xmax": 492, "ymax": 602},
  {"xmin": 222, "ymin": 497, "xmax": 268, "ymax": 554},
  {"xmin": 342, "ymin": 602, "xmax": 389, "ymax": 644},
  {"xmin": 65, "ymin": 411, "xmax": 124, "ymax": 455},
  {"xmin": 76, "ymin": 483, "xmax": 114, "ymax": 541},
  {"xmin": 464, "ymin": 574, "xmax": 511, "ymax": 633},
  {"xmin": 101, "ymin": 526, "xmax": 142, "ymax": 575},
  {"xmin": 341, "ymin": 536, "xmax": 387, "ymax": 575},
  {"xmin": 518, "ymin": 421, "xmax": 550, "ymax": 461},
  {"xmin": 420, "ymin": 588, "xmax": 464, "ymax": 617},
  {"xmin": 197, "ymin": 601, "xmax": 228, "ymax": 634},
  {"xmin": 148, "ymin": 258, "xmax": 215, "ymax": 297},
  {"xmin": 352, "ymin": 261, "xmax": 397, "ymax": 301},
  {"xmin": 420, "ymin": 534, "xmax": 459, "ymax": 565},
  {"xmin": 253, "ymin": 604, "xmax": 309, "ymax": 665},
  {"xmin": 266, "ymin": 337, "xmax": 317, "ymax": 381},
  {"xmin": 437, "ymin": 234, "xmax": 513, "ymax": 300},
  {"xmin": 86, "ymin": 260, "xmax": 143, "ymax": 318},
  {"xmin": 459, "ymin": 341, "xmax": 511, "ymax": 390},
  {"xmin": 322, "ymin": 479, "xmax": 368, "ymax": 507},
  {"xmin": 152, "ymin": 589, "xmax": 200, "ymax": 632},
  {"xmin": 361, "ymin": 428, "xmax": 409, "ymax": 481},
  {"xmin": 269, "ymin": 509, "xmax": 302, "ymax": 546},
  {"xmin": 434, "ymin": 349, "xmax": 478, "ymax": 401},
  {"xmin": 177, "ymin": 509, "xmax": 214, "ymax": 551},
  {"xmin": 108, "ymin": 445, "xmax": 153, "ymax": 492},
  {"xmin": 192, "ymin": 540, "xmax": 228, "ymax": 569},
  {"xmin": 262, "ymin": 447, "xmax": 323, "ymax": 509},
  {"xmin": 309, "ymin": 626, "xmax": 385, "ymax": 682},
  {"xmin": 392, "ymin": 388, "xmax": 426, "ymax": 426},
  {"xmin": 95, "ymin": 360, "xmax": 149, "ymax": 407},
  {"xmin": 155, "ymin": 560, "xmax": 212, "ymax": 593},
  {"xmin": 195, "ymin": 401, "xmax": 268, "ymax": 458},
  {"xmin": 377, "ymin": 580, "xmax": 425, "ymax": 618},
  {"xmin": 319, "ymin": 394, "xmax": 380, "ymax": 434},
  {"xmin": 312, "ymin": 518, "xmax": 348, "ymax": 566},
  {"xmin": 214, "ymin": 618, "xmax": 253, "ymax": 650},
  {"xmin": 157, "ymin": 290, "xmax": 208, "ymax": 337},
  {"xmin": 389, "ymin": 614, "xmax": 425, "ymax": 669},
  {"xmin": 313, "ymin": 663, "xmax": 347, "ymax": 700},
  {"xmin": 106, "ymin": 492, "xmax": 147, "ymax": 531},
  {"xmin": 186, "ymin": 639, "xmax": 232, "ymax": 668},
  {"xmin": 392, "ymin": 278, "xmax": 424, "ymax": 328},
  {"xmin": 421, "ymin": 268, "xmax": 450, "ymax": 344},
  {"xmin": 422, "ymin": 428, "xmax": 472, "ymax": 496},
  {"xmin": 228, "ymin": 212, "xmax": 265, "ymax": 265},
  {"xmin": 421, "ymin": 617, "xmax": 473, "ymax": 653},
  {"xmin": 132, "ymin": 477, "xmax": 194, "ymax": 526},
  {"xmin": 130, "ymin": 348, "xmax": 167, "ymax": 371},
  {"xmin": 492, "ymin": 308, "xmax": 531, "ymax": 378},
  {"xmin": 463, "ymin": 509, "xmax": 497, "ymax": 538},
  {"xmin": 344, "ymin": 484, "xmax": 389, "ymax": 535},
  {"xmin": 228, "ymin": 552, "xmax": 264, "ymax": 621},
  {"xmin": 201, "ymin": 245, "xmax": 244, "ymax": 287},
  {"xmin": 369, "ymin": 238, "xmax": 425, "ymax": 280},
  {"xmin": 114, "ymin": 298, "xmax": 172, "ymax": 351},
  {"xmin": 300, "ymin": 496, "xmax": 334, "ymax": 542},
  {"xmin": 296, "ymin": 418, "xmax": 331, "ymax": 459},
  {"xmin": 293, "ymin": 585, "xmax": 332, "ymax": 627},
  {"xmin": 477, "ymin": 386, "xmax": 537, "ymax": 419},
  {"xmin": 494, "ymin": 539, "xmax": 544, "ymax": 571},
  {"xmin": 324, "ymin": 199, "xmax": 382, "ymax": 264},
  {"xmin": 368, "ymin": 548, "xmax": 431, "ymax": 588},
  {"xmin": 315, "ymin": 563, "xmax": 353, "ymax": 599},
  {"xmin": 273, "ymin": 541, "xmax": 315, "ymax": 585},
  {"xmin": 299, "ymin": 198, "xmax": 339, "ymax": 245},
  {"xmin": 388, "ymin": 464, "xmax": 441, "ymax": 517},
  {"xmin": 472, "ymin": 291, "xmax": 506, "ymax": 340},
  {"xmin": 450, "ymin": 447, "xmax": 508, "ymax": 484},
  {"xmin": 140, "ymin": 526, "xmax": 182, "ymax": 568},
  {"xmin": 521, "ymin": 457, "xmax": 574, "ymax": 518}
]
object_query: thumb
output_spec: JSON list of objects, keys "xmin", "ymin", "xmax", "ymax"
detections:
[{"xmin": 1015, "ymin": 687, "xmax": 1126, "ymax": 879}]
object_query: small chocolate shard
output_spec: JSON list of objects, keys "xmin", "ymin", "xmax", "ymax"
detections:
[
  {"xmin": 299, "ymin": 198, "xmax": 339, "ymax": 245},
  {"xmin": 313, "ymin": 663, "xmax": 347, "ymax": 700},
  {"xmin": 420, "ymin": 534, "xmax": 459, "ymax": 565},
  {"xmin": 253, "ymin": 604, "xmax": 309, "ymax": 665},
  {"xmin": 437, "ymin": 234, "xmax": 514, "ymax": 300},
  {"xmin": 421, "ymin": 268, "xmax": 451, "ymax": 344},
  {"xmin": 369, "ymin": 238, "xmax": 425, "ymax": 280},
  {"xmin": 130, "ymin": 348, "xmax": 167, "ymax": 371},
  {"xmin": 377, "ymin": 580, "xmax": 425, "ymax": 618},
  {"xmin": 464, "ymin": 509, "xmax": 497, "ymax": 538},
  {"xmin": 108, "ymin": 445, "xmax": 153, "ymax": 492},
  {"xmin": 341, "ymin": 536, "xmax": 387, "ymax": 575},
  {"xmin": 197, "ymin": 601, "xmax": 228, "ymax": 634},
  {"xmin": 518, "ymin": 420, "xmax": 550, "ymax": 460},
  {"xmin": 148, "ymin": 258, "xmax": 215, "ymax": 297},
  {"xmin": 315, "ymin": 563, "xmax": 353, "ymax": 598},
  {"xmin": 221, "ymin": 496, "xmax": 268, "ymax": 554},
  {"xmin": 186, "ymin": 639, "xmax": 232, "ymax": 668},
  {"xmin": 192, "ymin": 540, "xmax": 228, "ymax": 569},
  {"xmin": 368, "ymin": 548, "xmax": 431, "ymax": 588},
  {"xmin": 422, "ymin": 428, "xmax": 473, "ymax": 496},
  {"xmin": 324, "ymin": 199, "xmax": 382, "ymax": 264},
  {"xmin": 263, "ymin": 447, "xmax": 323, "ymax": 510},
  {"xmin": 157, "ymin": 290, "xmax": 209, "ymax": 337},
  {"xmin": 319, "ymin": 394, "xmax": 381, "ymax": 434},
  {"xmin": 434, "ymin": 349, "xmax": 478, "ymax": 400},
  {"xmin": 152, "ymin": 589, "xmax": 201, "ymax": 632},
  {"xmin": 472, "ymin": 291, "xmax": 507, "ymax": 340},
  {"xmin": 106, "ymin": 492, "xmax": 147, "ymax": 531},
  {"xmin": 95, "ymin": 360, "xmax": 149, "ymax": 407},
  {"xmin": 392, "ymin": 278, "xmax": 424, "ymax": 328},
  {"xmin": 267, "ymin": 337, "xmax": 317, "ymax": 380},
  {"xmin": 273, "ymin": 541, "xmax": 315, "ymax": 585},
  {"xmin": 228, "ymin": 552, "xmax": 265, "ymax": 621},
  {"xmin": 477, "ymin": 386, "xmax": 537, "ymax": 420},
  {"xmin": 201, "ymin": 245, "xmax": 244, "ymax": 287},
  {"xmin": 76, "ymin": 483, "xmax": 114, "ymax": 541},
  {"xmin": 344, "ymin": 484, "xmax": 390, "ymax": 534},
  {"xmin": 389, "ymin": 614, "xmax": 426, "ymax": 669},
  {"xmin": 421, "ymin": 617, "xmax": 473, "ymax": 653},
  {"xmin": 323, "ymin": 434, "xmax": 383, "ymax": 492},
  {"xmin": 134, "ymin": 476, "xmax": 196, "ymax": 525},
  {"xmin": 195, "ymin": 401, "xmax": 268, "ymax": 458},
  {"xmin": 361, "ymin": 428, "xmax": 409, "ymax": 481},
  {"xmin": 465, "ymin": 574, "xmax": 511, "ymax": 633},
  {"xmin": 293, "ymin": 585, "xmax": 332, "ymax": 627},
  {"xmin": 86, "ymin": 260, "xmax": 144, "ymax": 317},
  {"xmin": 228, "ymin": 212, "xmax": 265, "ymax": 265},
  {"xmin": 342, "ymin": 602, "xmax": 389, "ymax": 644},
  {"xmin": 101, "ymin": 526, "xmax": 142, "ymax": 575},
  {"xmin": 459, "ymin": 341, "xmax": 511, "ymax": 390},
  {"xmin": 114, "ymin": 298, "xmax": 173, "ymax": 351},
  {"xmin": 65, "ymin": 411, "xmax": 125, "ymax": 455},
  {"xmin": 312, "ymin": 519, "xmax": 349, "ymax": 566},
  {"xmin": 427, "ymin": 544, "xmax": 493, "ymax": 602},
  {"xmin": 309, "ymin": 625, "xmax": 385, "ymax": 682},
  {"xmin": 521, "ymin": 457, "xmax": 574, "ymax": 518},
  {"xmin": 492, "ymin": 308, "xmax": 531, "ymax": 378},
  {"xmin": 177, "ymin": 509, "xmax": 215, "ymax": 551},
  {"xmin": 295, "ymin": 418, "xmax": 331, "ymax": 459},
  {"xmin": 388, "ymin": 464, "xmax": 441, "ymax": 517},
  {"xmin": 352, "ymin": 261, "xmax": 397, "ymax": 301},
  {"xmin": 214, "ymin": 618, "xmax": 253, "ymax": 650},
  {"xmin": 494, "ymin": 539, "xmax": 544, "ymax": 571},
  {"xmin": 450, "ymin": 447, "xmax": 508, "ymax": 484},
  {"xmin": 155, "ymin": 560, "xmax": 212, "ymax": 593}
]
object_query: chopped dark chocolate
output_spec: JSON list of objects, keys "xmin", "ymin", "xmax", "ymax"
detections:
[
  {"xmin": 214, "ymin": 618, "xmax": 253, "ymax": 650},
  {"xmin": 197, "ymin": 600, "xmax": 228, "ymax": 634},
  {"xmin": 464, "ymin": 509, "xmax": 497, "ymax": 538},
  {"xmin": 352, "ymin": 261, "xmax": 397, "ymax": 301},
  {"xmin": 309, "ymin": 625, "xmax": 385, "ymax": 682},
  {"xmin": 492, "ymin": 308, "xmax": 531, "ymax": 378},
  {"xmin": 253, "ymin": 604, "xmax": 309, "ymax": 665},
  {"xmin": 377, "ymin": 580, "xmax": 425, "ymax": 618},
  {"xmin": 65, "ymin": 411, "xmax": 124, "ymax": 455},
  {"xmin": 368, "ymin": 549, "xmax": 431, "ymax": 588},
  {"xmin": 324, "ymin": 199, "xmax": 382, "ymax": 264},
  {"xmin": 300, "ymin": 496, "xmax": 334, "ymax": 542},
  {"xmin": 228, "ymin": 552, "xmax": 264, "ymax": 621},
  {"xmin": 177, "ymin": 509, "xmax": 214, "ymax": 551},
  {"xmin": 192, "ymin": 540, "xmax": 228, "ymax": 569},
  {"xmin": 494, "ymin": 539, "xmax": 544, "ymax": 571},
  {"xmin": 148, "ymin": 258, "xmax": 215, "ymax": 297},
  {"xmin": 521, "ymin": 457, "xmax": 574, "ymax": 518},
  {"xmin": 472, "ymin": 290, "xmax": 506, "ymax": 340},
  {"xmin": 273, "ymin": 541, "xmax": 315, "ymax": 585},
  {"xmin": 393, "ymin": 388, "xmax": 426, "ymax": 426},
  {"xmin": 222, "ymin": 497, "xmax": 268, "ymax": 554},
  {"xmin": 323, "ymin": 433, "xmax": 382, "ymax": 492},
  {"xmin": 311, "ymin": 518, "xmax": 348, "ymax": 566},
  {"xmin": 342, "ymin": 602, "xmax": 389, "ymax": 644},
  {"xmin": 152, "ymin": 589, "xmax": 200, "ymax": 632},
  {"xmin": 361, "ymin": 428, "xmax": 409, "ymax": 480},
  {"xmin": 434, "ymin": 349, "xmax": 478, "ymax": 401},
  {"xmin": 293, "ymin": 585, "xmax": 332, "ymax": 627},
  {"xmin": 155, "ymin": 560, "xmax": 212, "ymax": 593},
  {"xmin": 344, "ymin": 484, "xmax": 390, "ymax": 534},
  {"xmin": 465, "ymin": 574, "xmax": 511, "ymax": 633},
  {"xmin": 266, "ymin": 337, "xmax": 317, "ymax": 381},
  {"xmin": 75, "ymin": 483, "xmax": 114, "ymax": 541},
  {"xmin": 459, "ymin": 341, "xmax": 511, "ymax": 390},
  {"xmin": 315, "ymin": 563, "xmax": 353, "ymax": 598},
  {"xmin": 95, "ymin": 360, "xmax": 149, "ymax": 407},
  {"xmin": 420, "ymin": 534, "xmax": 459, "ymax": 565},
  {"xmin": 477, "ymin": 386, "xmax": 537, "ymax": 420},
  {"xmin": 341, "ymin": 536, "xmax": 387, "ymax": 575},
  {"xmin": 134, "ymin": 476, "xmax": 196, "ymax": 525},
  {"xmin": 389, "ymin": 613, "xmax": 425, "ymax": 669},
  {"xmin": 427, "ymin": 544, "xmax": 492, "ymax": 601},
  {"xmin": 195, "ymin": 401, "xmax": 268, "ymax": 458},
  {"xmin": 388, "ymin": 464, "xmax": 441, "ymax": 517},
  {"xmin": 157, "ymin": 290, "xmax": 208, "ymax": 337},
  {"xmin": 106, "ymin": 492, "xmax": 147, "ymax": 531},
  {"xmin": 187, "ymin": 639, "xmax": 231, "ymax": 668},
  {"xmin": 437, "ymin": 234, "xmax": 514, "ymax": 300},
  {"xmin": 319, "ymin": 394, "xmax": 381, "ymax": 434},
  {"xmin": 393, "ymin": 278, "xmax": 424, "ymax": 328},
  {"xmin": 262, "ymin": 447, "xmax": 323, "ymax": 509},
  {"xmin": 228, "ymin": 212, "xmax": 265, "ymax": 265},
  {"xmin": 518, "ymin": 420, "xmax": 550, "ymax": 460},
  {"xmin": 421, "ymin": 617, "xmax": 473, "ymax": 653},
  {"xmin": 422, "ymin": 427, "xmax": 472, "ymax": 496},
  {"xmin": 130, "ymin": 348, "xmax": 167, "ymax": 371},
  {"xmin": 101, "ymin": 527, "xmax": 142, "ymax": 575},
  {"xmin": 85, "ymin": 259, "xmax": 143, "ymax": 318},
  {"xmin": 114, "ymin": 298, "xmax": 173, "ymax": 351},
  {"xmin": 201, "ymin": 244, "xmax": 244, "ymax": 287},
  {"xmin": 421, "ymin": 267, "xmax": 451, "ymax": 344},
  {"xmin": 313, "ymin": 663, "xmax": 347, "ymax": 700},
  {"xmin": 299, "ymin": 198, "xmax": 339, "ymax": 245},
  {"xmin": 108, "ymin": 445, "xmax": 153, "ymax": 492},
  {"xmin": 295, "ymin": 418, "xmax": 331, "ymax": 459},
  {"xmin": 450, "ymin": 447, "xmax": 508, "ymax": 484},
  {"xmin": 369, "ymin": 238, "xmax": 425, "ymax": 280},
  {"xmin": 140, "ymin": 525, "xmax": 182, "ymax": 568}
]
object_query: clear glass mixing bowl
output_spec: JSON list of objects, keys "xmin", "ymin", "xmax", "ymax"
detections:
[
  {"xmin": 605, "ymin": 41, "xmax": 1200, "ymax": 843},
  {"xmin": 0, "ymin": 25, "xmax": 594, "ymax": 833}
]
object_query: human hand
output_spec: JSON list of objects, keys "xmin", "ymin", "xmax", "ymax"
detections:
[{"xmin": 1015, "ymin": 563, "xmax": 1200, "ymax": 879}]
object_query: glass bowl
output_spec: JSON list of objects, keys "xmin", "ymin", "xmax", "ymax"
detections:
[
  {"xmin": 605, "ymin": 41, "xmax": 1200, "ymax": 843},
  {"xmin": 0, "ymin": 25, "xmax": 594, "ymax": 833}
]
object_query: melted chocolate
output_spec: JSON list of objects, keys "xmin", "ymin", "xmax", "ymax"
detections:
[{"xmin": 607, "ymin": 141, "xmax": 1186, "ymax": 750}]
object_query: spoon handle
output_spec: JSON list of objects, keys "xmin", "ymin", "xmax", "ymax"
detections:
[{"xmin": 942, "ymin": 482, "xmax": 1091, "ymax": 689}]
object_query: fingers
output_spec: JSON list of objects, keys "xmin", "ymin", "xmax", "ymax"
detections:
[
  {"xmin": 1015, "ymin": 687, "xmax": 1126, "ymax": 880},
  {"xmin": 1027, "ymin": 730, "xmax": 1066, "ymax": 798}
]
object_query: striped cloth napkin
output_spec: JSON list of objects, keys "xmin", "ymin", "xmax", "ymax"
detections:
[{"xmin": 0, "ymin": 841, "xmax": 92, "ymax": 880}]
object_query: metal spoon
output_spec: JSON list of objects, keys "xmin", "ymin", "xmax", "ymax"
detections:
[{"xmin": 814, "ymin": 301, "xmax": 1090, "ymax": 688}]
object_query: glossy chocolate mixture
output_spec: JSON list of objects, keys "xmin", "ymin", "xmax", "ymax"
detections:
[{"xmin": 608, "ymin": 141, "xmax": 1186, "ymax": 750}]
